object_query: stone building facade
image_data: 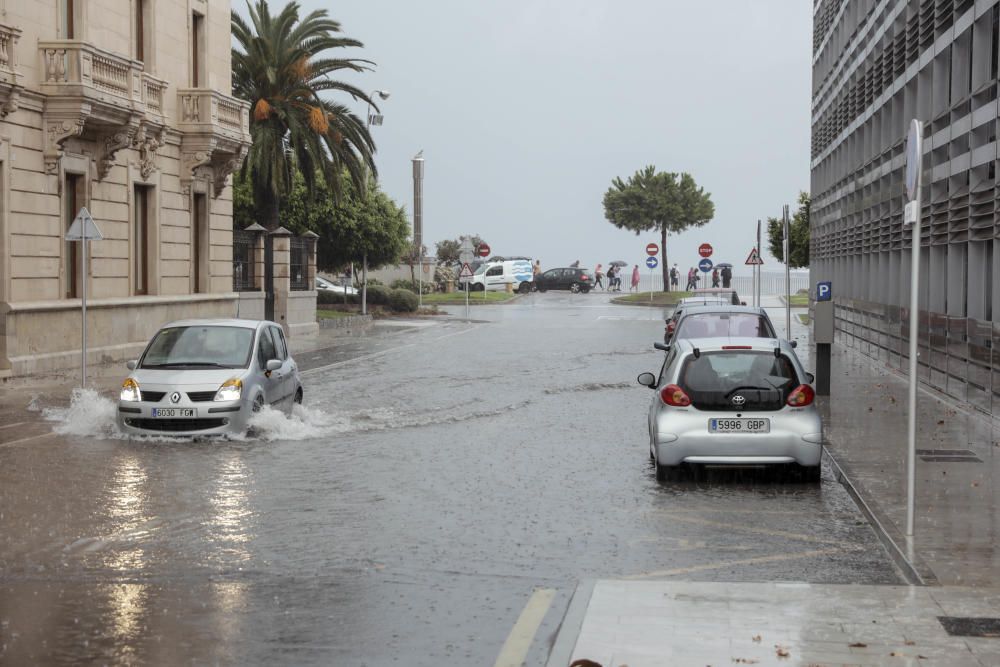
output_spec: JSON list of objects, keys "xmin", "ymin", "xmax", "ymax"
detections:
[
  {"xmin": 0, "ymin": 0, "xmax": 254, "ymax": 377},
  {"xmin": 811, "ymin": 0, "xmax": 1000, "ymax": 414}
]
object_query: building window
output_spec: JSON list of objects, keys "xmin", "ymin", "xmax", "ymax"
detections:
[
  {"xmin": 60, "ymin": 0, "xmax": 76, "ymax": 39},
  {"xmin": 135, "ymin": 0, "xmax": 151, "ymax": 64},
  {"xmin": 192, "ymin": 192, "xmax": 208, "ymax": 293},
  {"xmin": 133, "ymin": 185, "xmax": 150, "ymax": 295},
  {"xmin": 191, "ymin": 11, "xmax": 205, "ymax": 87},
  {"xmin": 63, "ymin": 174, "xmax": 84, "ymax": 299}
]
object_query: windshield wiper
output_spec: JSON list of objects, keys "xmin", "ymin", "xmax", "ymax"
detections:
[{"xmin": 142, "ymin": 362, "xmax": 230, "ymax": 368}]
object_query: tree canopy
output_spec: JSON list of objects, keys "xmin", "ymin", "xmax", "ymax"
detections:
[
  {"xmin": 603, "ymin": 166, "xmax": 714, "ymax": 289},
  {"xmin": 232, "ymin": 0, "xmax": 378, "ymax": 229},
  {"xmin": 767, "ymin": 192, "xmax": 810, "ymax": 268},
  {"xmin": 435, "ymin": 235, "xmax": 487, "ymax": 264}
]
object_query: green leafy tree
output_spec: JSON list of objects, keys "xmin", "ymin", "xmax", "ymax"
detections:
[
  {"xmin": 315, "ymin": 184, "xmax": 411, "ymax": 272},
  {"xmin": 435, "ymin": 235, "xmax": 486, "ymax": 264},
  {"xmin": 767, "ymin": 192, "xmax": 811, "ymax": 268},
  {"xmin": 232, "ymin": 0, "xmax": 378, "ymax": 230},
  {"xmin": 603, "ymin": 166, "xmax": 715, "ymax": 289}
]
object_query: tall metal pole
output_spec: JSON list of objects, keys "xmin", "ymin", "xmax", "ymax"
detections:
[
  {"xmin": 362, "ymin": 90, "xmax": 389, "ymax": 316},
  {"xmin": 361, "ymin": 254, "xmax": 368, "ymax": 316},
  {"xmin": 756, "ymin": 219, "xmax": 762, "ymax": 307},
  {"xmin": 905, "ymin": 120, "xmax": 923, "ymax": 538},
  {"xmin": 81, "ymin": 237, "xmax": 87, "ymax": 388},
  {"xmin": 783, "ymin": 206, "xmax": 791, "ymax": 337},
  {"xmin": 412, "ymin": 151, "xmax": 424, "ymax": 309}
]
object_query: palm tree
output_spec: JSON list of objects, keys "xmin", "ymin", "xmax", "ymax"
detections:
[{"xmin": 232, "ymin": 0, "xmax": 378, "ymax": 230}]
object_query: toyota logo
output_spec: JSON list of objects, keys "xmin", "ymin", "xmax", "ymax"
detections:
[
  {"xmin": 731, "ymin": 394, "xmax": 746, "ymax": 407},
  {"xmin": 170, "ymin": 392, "xmax": 181, "ymax": 404}
]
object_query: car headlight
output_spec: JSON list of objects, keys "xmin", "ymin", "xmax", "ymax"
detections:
[
  {"xmin": 214, "ymin": 378, "xmax": 242, "ymax": 402},
  {"xmin": 120, "ymin": 378, "xmax": 141, "ymax": 402}
]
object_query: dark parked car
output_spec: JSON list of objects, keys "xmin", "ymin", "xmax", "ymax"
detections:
[{"xmin": 533, "ymin": 268, "xmax": 594, "ymax": 293}]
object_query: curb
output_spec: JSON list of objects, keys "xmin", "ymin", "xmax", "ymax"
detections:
[
  {"xmin": 316, "ymin": 313, "xmax": 373, "ymax": 329},
  {"xmin": 823, "ymin": 446, "xmax": 938, "ymax": 586},
  {"xmin": 544, "ymin": 579, "xmax": 595, "ymax": 667}
]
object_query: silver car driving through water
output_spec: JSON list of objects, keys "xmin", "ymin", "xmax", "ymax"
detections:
[
  {"xmin": 638, "ymin": 337, "xmax": 821, "ymax": 481},
  {"xmin": 117, "ymin": 319, "xmax": 302, "ymax": 436}
]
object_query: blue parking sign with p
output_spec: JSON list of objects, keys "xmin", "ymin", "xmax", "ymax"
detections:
[{"xmin": 816, "ymin": 281, "xmax": 832, "ymax": 302}]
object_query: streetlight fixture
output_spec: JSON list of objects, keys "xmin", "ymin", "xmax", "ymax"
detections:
[{"xmin": 360, "ymin": 89, "xmax": 390, "ymax": 315}]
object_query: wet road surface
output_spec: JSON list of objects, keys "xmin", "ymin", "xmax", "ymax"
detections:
[{"xmin": 0, "ymin": 292, "xmax": 901, "ymax": 666}]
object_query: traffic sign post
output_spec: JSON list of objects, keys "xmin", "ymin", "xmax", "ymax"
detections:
[
  {"xmin": 904, "ymin": 118, "xmax": 924, "ymax": 538},
  {"xmin": 646, "ymin": 255, "xmax": 658, "ymax": 302},
  {"xmin": 783, "ymin": 204, "xmax": 791, "ymax": 340},
  {"xmin": 645, "ymin": 242, "xmax": 659, "ymax": 256},
  {"xmin": 459, "ymin": 262, "xmax": 474, "ymax": 319},
  {"xmin": 756, "ymin": 220, "xmax": 762, "ymax": 308},
  {"xmin": 698, "ymin": 243, "xmax": 713, "ymax": 258},
  {"xmin": 476, "ymin": 242, "xmax": 491, "ymax": 258},
  {"xmin": 65, "ymin": 207, "xmax": 103, "ymax": 388}
]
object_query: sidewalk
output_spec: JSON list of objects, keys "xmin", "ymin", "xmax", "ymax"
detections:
[{"xmin": 544, "ymin": 298, "xmax": 1000, "ymax": 666}]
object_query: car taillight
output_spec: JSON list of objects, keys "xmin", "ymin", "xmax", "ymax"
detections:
[
  {"xmin": 581, "ymin": 274, "xmax": 590, "ymax": 280},
  {"xmin": 786, "ymin": 384, "xmax": 815, "ymax": 407},
  {"xmin": 660, "ymin": 384, "xmax": 691, "ymax": 407}
]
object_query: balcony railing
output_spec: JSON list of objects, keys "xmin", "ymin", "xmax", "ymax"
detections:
[
  {"xmin": 0, "ymin": 23, "xmax": 20, "ymax": 75},
  {"xmin": 39, "ymin": 40, "xmax": 142, "ymax": 107},
  {"xmin": 178, "ymin": 88, "xmax": 250, "ymax": 141},
  {"xmin": 142, "ymin": 73, "xmax": 167, "ymax": 117}
]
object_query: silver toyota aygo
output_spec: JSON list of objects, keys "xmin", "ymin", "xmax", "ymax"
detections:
[
  {"xmin": 637, "ymin": 337, "xmax": 822, "ymax": 481},
  {"xmin": 117, "ymin": 319, "xmax": 302, "ymax": 437}
]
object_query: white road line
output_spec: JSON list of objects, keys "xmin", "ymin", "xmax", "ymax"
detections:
[
  {"xmin": 493, "ymin": 587, "xmax": 556, "ymax": 667},
  {"xmin": 0, "ymin": 421, "xmax": 28, "ymax": 430},
  {"xmin": 0, "ymin": 431, "xmax": 56, "ymax": 448}
]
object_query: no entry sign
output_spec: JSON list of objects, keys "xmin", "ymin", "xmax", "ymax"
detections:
[
  {"xmin": 699, "ymin": 243, "xmax": 713, "ymax": 258},
  {"xmin": 645, "ymin": 243, "xmax": 659, "ymax": 256},
  {"xmin": 476, "ymin": 243, "xmax": 491, "ymax": 258}
]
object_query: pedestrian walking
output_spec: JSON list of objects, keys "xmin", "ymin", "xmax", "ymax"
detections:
[
  {"xmin": 606, "ymin": 265, "xmax": 617, "ymax": 291},
  {"xmin": 711, "ymin": 268, "xmax": 720, "ymax": 288},
  {"xmin": 630, "ymin": 265, "xmax": 640, "ymax": 292},
  {"xmin": 533, "ymin": 260, "xmax": 542, "ymax": 279},
  {"xmin": 670, "ymin": 264, "xmax": 679, "ymax": 291},
  {"xmin": 685, "ymin": 267, "xmax": 694, "ymax": 291},
  {"xmin": 570, "ymin": 259, "xmax": 580, "ymax": 268},
  {"xmin": 721, "ymin": 265, "xmax": 732, "ymax": 289},
  {"xmin": 594, "ymin": 263, "xmax": 605, "ymax": 290}
]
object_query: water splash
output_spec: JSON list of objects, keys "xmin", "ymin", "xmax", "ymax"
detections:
[{"xmin": 42, "ymin": 388, "xmax": 119, "ymax": 438}]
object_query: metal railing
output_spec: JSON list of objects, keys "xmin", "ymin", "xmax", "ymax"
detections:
[
  {"xmin": 233, "ymin": 229, "xmax": 257, "ymax": 292},
  {"xmin": 290, "ymin": 237, "xmax": 309, "ymax": 291}
]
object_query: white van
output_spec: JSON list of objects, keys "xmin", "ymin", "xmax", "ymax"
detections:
[{"xmin": 468, "ymin": 259, "xmax": 534, "ymax": 292}]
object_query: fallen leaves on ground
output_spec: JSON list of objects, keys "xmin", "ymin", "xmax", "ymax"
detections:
[
  {"xmin": 849, "ymin": 642, "xmax": 868, "ymax": 648},
  {"xmin": 775, "ymin": 644, "xmax": 790, "ymax": 658}
]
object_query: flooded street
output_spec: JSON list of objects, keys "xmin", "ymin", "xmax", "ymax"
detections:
[{"xmin": 0, "ymin": 294, "xmax": 901, "ymax": 666}]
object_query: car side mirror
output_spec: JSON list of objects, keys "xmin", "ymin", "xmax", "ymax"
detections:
[
  {"xmin": 791, "ymin": 340, "xmax": 798, "ymax": 348},
  {"xmin": 806, "ymin": 372, "xmax": 815, "ymax": 384},
  {"xmin": 637, "ymin": 372, "xmax": 656, "ymax": 388},
  {"xmin": 654, "ymin": 342, "xmax": 670, "ymax": 352},
  {"xmin": 126, "ymin": 360, "xmax": 137, "ymax": 370},
  {"xmin": 266, "ymin": 359, "xmax": 282, "ymax": 372}
]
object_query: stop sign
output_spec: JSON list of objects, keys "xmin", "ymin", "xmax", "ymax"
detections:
[
  {"xmin": 645, "ymin": 243, "xmax": 659, "ymax": 256},
  {"xmin": 476, "ymin": 243, "xmax": 491, "ymax": 258},
  {"xmin": 698, "ymin": 243, "xmax": 713, "ymax": 258}
]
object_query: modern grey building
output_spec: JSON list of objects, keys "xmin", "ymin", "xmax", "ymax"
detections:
[{"xmin": 811, "ymin": 0, "xmax": 999, "ymax": 414}]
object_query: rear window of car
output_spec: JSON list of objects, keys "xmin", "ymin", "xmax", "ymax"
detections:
[
  {"xmin": 678, "ymin": 350, "xmax": 799, "ymax": 411},
  {"xmin": 675, "ymin": 313, "xmax": 775, "ymax": 339}
]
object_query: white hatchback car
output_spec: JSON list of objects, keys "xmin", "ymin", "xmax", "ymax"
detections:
[
  {"xmin": 117, "ymin": 319, "xmax": 302, "ymax": 437},
  {"xmin": 638, "ymin": 337, "xmax": 822, "ymax": 481}
]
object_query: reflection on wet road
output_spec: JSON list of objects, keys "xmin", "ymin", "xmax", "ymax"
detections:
[{"xmin": 0, "ymin": 293, "xmax": 900, "ymax": 666}]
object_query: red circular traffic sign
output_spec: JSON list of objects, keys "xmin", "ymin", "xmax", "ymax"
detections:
[
  {"xmin": 698, "ymin": 243, "xmax": 713, "ymax": 258},
  {"xmin": 476, "ymin": 243, "xmax": 491, "ymax": 258},
  {"xmin": 645, "ymin": 243, "xmax": 659, "ymax": 256}
]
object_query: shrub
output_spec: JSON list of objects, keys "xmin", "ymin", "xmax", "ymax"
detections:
[
  {"xmin": 391, "ymin": 278, "xmax": 432, "ymax": 294},
  {"xmin": 365, "ymin": 284, "xmax": 391, "ymax": 305},
  {"xmin": 388, "ymin": 288, "xmax": 419, "ymax": 312}
]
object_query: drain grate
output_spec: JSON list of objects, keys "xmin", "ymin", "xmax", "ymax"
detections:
[
  {"xmin": 938, "ymin": 617, "xmax": 1000, "ymax": 637},
  {"xmin": 916, "ymin": 449, "xmax": 983, "ymax": 463}
]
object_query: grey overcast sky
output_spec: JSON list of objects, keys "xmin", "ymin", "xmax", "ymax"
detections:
[{"xmin": 257, "ymin": 0, "xmax": 812, "ymax": 275}]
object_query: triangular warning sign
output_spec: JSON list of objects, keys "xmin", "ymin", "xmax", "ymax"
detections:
[
  {"xmin": 65, "ymin": 207, "xmax": 104, "ymax": 241},
  {"xmin": 745, "ymin": 247, "xmax": 763, "ymax": 265},
  {"xmin": 459, "ymin": 262, "xmax": 474, "ymax": 279}
]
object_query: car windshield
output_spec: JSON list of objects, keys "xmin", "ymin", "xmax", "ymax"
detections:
[
  {"xmin": 140, "ymin": 326, "xmax": 254, "ymax": 369},
  {"xmin": 679, "ymin": 350, "xmax": 799, "ymax": 411},
  {"xmin": 675, "ymin": 313, "xmax": 775, "ymax": 339}
]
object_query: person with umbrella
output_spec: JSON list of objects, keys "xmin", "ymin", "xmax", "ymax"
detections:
[
  {"xmin": 608, "ymin": 260, "xmax": 627, "ymax": 291},
  {"xmin": 718, "ymin": 262, "xmax": 733, "ymax": 288}
]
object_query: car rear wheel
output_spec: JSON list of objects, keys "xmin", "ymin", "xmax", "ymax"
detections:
[
  {"xmin": 518, "ymin": 282, "xmax": 531, "ymax": 294},
  {"xmin": 796, "ymin": 465, "xmax": 821, "ymax": 483},
  {"xmin": 655, "ymin": 462, "xmax": 683, "ymax": 482},
  {"xmin": 570, "ymin": 283, "xmax": 581, "ymax": 293}
]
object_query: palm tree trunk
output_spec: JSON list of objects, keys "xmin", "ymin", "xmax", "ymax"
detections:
[{"xmin": 259, "ymin": 188, "xmax": 280, "ymax": 231}]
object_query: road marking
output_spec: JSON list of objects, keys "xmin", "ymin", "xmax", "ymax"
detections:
[
  {"xmin": 0, "ymin": 431, "xmax": 56, "ymax": 448},
  {"xmin": 0, "ymin": 421, "xmax": 28, "ymax": 430},
  {"xmin": 493, "ymin": 587, "xmax": 556, "ymax": 667},
  {"xmin": 625, "ymin": 546, "xmax": 853, "ymax": 579},
  {"xmin": 650, "ymin": 511, "xmax": 844, "ymax": 545}
]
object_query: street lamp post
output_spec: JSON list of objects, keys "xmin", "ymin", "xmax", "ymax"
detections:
[{"xmin": 361, "ymin": 89, "xmax": 390, "ymax": 316}]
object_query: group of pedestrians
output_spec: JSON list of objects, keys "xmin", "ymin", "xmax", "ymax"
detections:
[{"xmin": 594, "ymin": 263, "xmax": 640, "ymax": 292}]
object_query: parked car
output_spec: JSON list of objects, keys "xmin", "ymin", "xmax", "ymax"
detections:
[
  {"xmin": 316, "ymin": 275, "xmax": 358, "ymax": 295},
  {"xmin": 690, "ymin": 288, "xmax": 743, "ymax": 305},
  {"xmin": 637, "ymin": 337, "xmax": 821, "ymax": 481},
  {"xmin": 667, "ymin": 304, "xmax": 777, "ymax": 344},
  {"xmin": 468, "ymin": 259, "xmax": 534, "ymax": 292},
  {"xmin": 533, "ymin": 267, "xmax": 595, "ymax": 293},
  {"xmin": 117, "ymin": 319, "xmax": 302, "ymax": 436},
  {"xmin": 663, "ymin": 296, "xmax": 733, "ymax": 342}
]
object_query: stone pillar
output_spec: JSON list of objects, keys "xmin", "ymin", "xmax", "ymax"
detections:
[
  {"xmin": 270, "ymin": 226, "xmax": 292, "ymax": 331},
  {"xmin": 302, "ymin": 231, "xmax": 318, "ymax": 287}
]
